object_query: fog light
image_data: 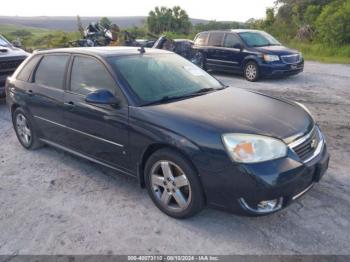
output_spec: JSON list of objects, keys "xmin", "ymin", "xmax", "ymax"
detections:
[{"xmin": 239, "ymin": 197, "xmax": 283, "ymax": 214}]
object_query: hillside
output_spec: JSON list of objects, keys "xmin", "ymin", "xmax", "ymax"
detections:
[{"xmin": 0, "ymin": 16, "xmax": 210, "ymax": 31}]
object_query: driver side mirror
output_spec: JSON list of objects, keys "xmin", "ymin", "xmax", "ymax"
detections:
[
  {"xmin": 85, "ymin": 89, "xmax": 120, "ymax": 106},
  {"xmin": 233, "ymin": 43, "xmax": 243, "ymax": 51}
]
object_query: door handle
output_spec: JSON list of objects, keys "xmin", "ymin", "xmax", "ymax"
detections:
[
  {"xmin": 64, "ymin": 101, "xmax": 75, "ymax": 108},
  {"xmin": 26, "ymin": 90, "xmax": 34, "ymax": 96}
]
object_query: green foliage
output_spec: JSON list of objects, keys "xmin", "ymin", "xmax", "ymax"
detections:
[
  {"xmin": 316, "ymin": 0, "xmax": 350, "ymax": 45},
  {"xmin": 147, "ymin": 6, "xmax": 191, "ymax": 34},
  {"xmin": 76, "ymin": 15, "xmax": 84, "ymax": 37},
  {"xmin": 100, "ymin": 17, "xmax": 112, "ymax": 29},
  {"xmin": 194, "ymin": 21, "xmax": 241, "ymax": 32}
]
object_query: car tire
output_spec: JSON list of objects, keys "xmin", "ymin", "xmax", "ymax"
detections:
[
  {"xmin": 145, "ymin": 148, "xmax": 205, "ymax": 219},
  {"xmin": 244, "ymin": 61, "xmax": 259, "ymax": 82},
  {"xmin": 12, "ymin": 107, "xmax": 43, "ymax": 150}
]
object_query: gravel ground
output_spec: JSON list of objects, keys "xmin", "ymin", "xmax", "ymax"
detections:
[{"xmin": 0, "ymin": 61, "xmax": 349, "ymax": 255}]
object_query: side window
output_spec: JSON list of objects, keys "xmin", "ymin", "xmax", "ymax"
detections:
[
  {"xmin": 17, "ymin": 55, "xmax": 42, "ymax": 82},
  {"xmin": 194, "ymin": 33, "xmax": 208, "ymax": 46},
  {"xmin": 34, "ymin": 55, "xmax": 69, "ymax": 89},
  {"xmin": 224, "ymin": 34, "xmax": 241, "ymax": 48},
  {"xmin": 70, "ymin": 56, "xmax": 117, "ymax": 96},
  {"xmin": 207, "ymin": 32, "xmax": 224, "ymax": 47}
]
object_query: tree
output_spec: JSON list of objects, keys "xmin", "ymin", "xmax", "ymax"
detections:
[
  {"xmin": 11, "ymin": 30, "xmax": 33, "ymax": 38},
  {"xmin": 147, "ymin": 6, "xmax": 191, "ymax": 34},
  {"xmin": 100, "ymin": 17, "xmax": 112, "ymax": 29},
  {"xmin": 76, "ymin": 15, "xmax": 84, "ymax": 37},
  {"xmin": 316, "ymin": 0, "xmax": 350, "ymax": 45}
]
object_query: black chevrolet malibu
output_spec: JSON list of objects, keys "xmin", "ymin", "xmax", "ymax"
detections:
[{"xmin": 6, "ymin": 47, "xmax": 329, "ymax": 218}]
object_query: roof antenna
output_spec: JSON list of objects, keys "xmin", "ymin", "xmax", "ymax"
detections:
[{"xmin": 138, "ymin": 45, "xmax": 146, "ymax": 54}]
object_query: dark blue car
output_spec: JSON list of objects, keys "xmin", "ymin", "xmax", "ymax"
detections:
[
  {"xmin": 6, "ymin": 47, "xmax": 328, "ymax": 218},
  {"xmin": 192, "ymin": 29, "xmax": 304, "ymax": 81}
]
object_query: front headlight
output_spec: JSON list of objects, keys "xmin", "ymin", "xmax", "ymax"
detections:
[
  {"xmin": 263, "ymin": 54, "xmax": 280, "ymax": 62},
  {"xmin": 222, "ymin": 134, "xmax": 287, "ymax": 163}
]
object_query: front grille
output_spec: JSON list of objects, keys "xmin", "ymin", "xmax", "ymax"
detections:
[
  {"xmin": 281, "ymin": 54, "xmax": 301, "ymax": 64},
  {"xmin": 289, "ymin": 127, "xmax": 321, "ymax": 162}
]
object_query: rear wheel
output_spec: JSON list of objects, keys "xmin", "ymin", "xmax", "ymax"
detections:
[
  {"xmin": 12, "ymin": 108, "xmax": 42, "ymax": 150},
  {"xmin": 244, "ymin": 61, "xmax": 259, "ymax": 82},
  {"xmin": 145, "ymin": 149, "xmax": 205, "ymax": 218}
]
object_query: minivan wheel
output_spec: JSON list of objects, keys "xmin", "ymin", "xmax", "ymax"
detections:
[
  {"xmin": 244, "ymin": 61, "xmax": 259, "ymax": 82},
  {"xmin": 13, "ymin": 108, "xmax": 42, "ymax": 150},
  {"xmin": 145, "ymin": 149, "xmax": 205, "ymax": 218}
]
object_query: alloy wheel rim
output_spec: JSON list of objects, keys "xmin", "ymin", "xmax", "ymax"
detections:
[
  {"xmin": 150, "ymin": 160, "xmax": 192, "ymax": 212},
  {"xmin": 246, "ymin": 64, "xmax": 257, "ymax": 80},
  {"xmin": 16, "ymin": 113, "xmax": 32, "ymax": 146}
]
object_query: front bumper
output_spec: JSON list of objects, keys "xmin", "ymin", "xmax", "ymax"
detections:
[
  {"xmin": 201, "ymin": 130, "xmax": 329, "ymax": 215},
  {"xmin": 259, "ymin": 60, "xmax": 304, "ymax": 78}
]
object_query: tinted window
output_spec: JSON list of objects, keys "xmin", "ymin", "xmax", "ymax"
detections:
[
  {"xmin": 208, "ymin": 32, "xmax": 224, "ymax": 47},
  {"xmin": 224, "ymin": 34, "xmax": 241, "ymax": 48},
  {"xmin": 17, "ymin": 56, "xmax": 41, "ymax": 82},
  {"xmin": 70, "ymin": 56, "xmax": 116, "ymax": 96},
  {"xmin": 35, "ymin": 55, "xmax": 69, "ymax": 89},
  {"xmin": 194, "ymin": 33, "xmax": 208, "ymax": 46}
]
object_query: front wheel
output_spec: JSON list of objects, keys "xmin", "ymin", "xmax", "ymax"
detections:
[
  {"xmin": 145, "ymin": 149, "xmax": 205, "ymax": 218},
  {"xmin": 244, "ymin": 61, "xmax": 259, "ymax": 82}
]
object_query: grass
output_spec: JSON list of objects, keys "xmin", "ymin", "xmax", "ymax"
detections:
[
  {"xmin": 285, "ymin": 41, "xmax": 350, "ymax": 64},
  {"xmin": 0, "ymin": 24, "xmax": 51, "ymax": 37}
]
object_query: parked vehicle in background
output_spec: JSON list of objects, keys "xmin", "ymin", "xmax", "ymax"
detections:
[
  {"xmin": 193, "ymin": 29, "xmax": 304, "ymax": 81},
  {"xmin": 0, "ymin": 35, "xmax": 29, "ymax": 97},
  {"xmin": 153, "ymin": 36, "xmax": 194, "ymax": 61}
]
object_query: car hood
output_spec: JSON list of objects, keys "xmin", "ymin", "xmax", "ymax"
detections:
[
  {"xmin": 0, "ymin": 46, "xmax": 29, "ymax": 59},
  {"xmin": 254, "ymin": 45, "xmax": 299, "ymax": 56},
  {"xmin": 134, "ymin": 88, "xmax": 314, "ymax": 144}
]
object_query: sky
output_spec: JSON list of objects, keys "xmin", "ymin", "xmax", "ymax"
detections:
[{"xmin": 1, "ymin": 0, "xmax": 275, "ymax": 22}]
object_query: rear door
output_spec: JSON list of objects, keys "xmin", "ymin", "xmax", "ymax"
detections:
[
  {"xmin": 63, "ymin": 55, "xmax": 130, "ymax": 171},
  {"xmin": 205, "ymin": 32, "xmax": 225, "ymax": 69},
  {"xmin": 27, "ymin": 54, "xmax": 70, "ymax": 145}
]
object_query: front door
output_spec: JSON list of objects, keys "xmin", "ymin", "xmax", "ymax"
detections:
[{"xmin": 63, "ymin": 55, "xmax": 130, "ymax": 172}]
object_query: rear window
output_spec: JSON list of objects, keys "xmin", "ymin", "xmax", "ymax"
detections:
[
  {"xmin": 34, "ymin": 55, "xmax": 69, "ymax": 89},
  {"xmin": 17, "ymin": 56, "xmax": 42, "ymax": 82},
  {"xmin": 194, "ymin": 33, "xmax": 208, "ymax": 46},
  {"xmin": 208, "ymin": 32, "xmax": 224, "ymax": 47}
]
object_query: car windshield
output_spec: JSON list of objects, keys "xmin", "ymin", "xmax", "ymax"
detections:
[
  {"xmin": 239, "ymin": 31, "xmax": 281, "ymax": 47},
  {"xmin": 0, "ymin": 35, "xmax": 11, "ymax": 47},
  {"xmin": 108, "ymin": 54, "xmax": 224, "ymax": 105}
]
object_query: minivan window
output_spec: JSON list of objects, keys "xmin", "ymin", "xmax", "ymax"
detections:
[
  {"xmin": 194, "ymin": 32, "xmax": 208, "ymax": 46},
  {"xmin": 208, "ymin": 32, "xmax": 224, "ymax": 47},
  {"xmin": 70, "ymin": 56, "xmax": 116, "ymax": 96},
  {"xmin": 224, "ymin": 34, "xmax": 241, "ymax": 48},
  {"xmin": 238, "ymin": 31, "xmax": 281, "ymax": 47},
  {"xmin": 17, "ymin": 56, "xmax": 42, "ymax": 82},
  {"xmin": 34, "ymin": 55, "xmax": 69, "ymax": 89}
]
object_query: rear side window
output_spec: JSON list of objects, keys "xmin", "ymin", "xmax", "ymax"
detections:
[
  {"xmin": 34, "ymin": 55, "xmax": 69, "ymax": 89},
  {"xmin": 70, "ymin": 56, "xmax": 116, "ymax": 96},
  {"xmin": 224, "ymin": 34, "xmax": 241, "ymax": 48},
  {"xmin": 17, "ymin": 56, "xmax": 41, "ymax": 82},
  {"xmin": 194, "ymin": 33, "xmax": 208, "ymax": 46},
  {"xmin": 208, "ymin": 32, "xmax": 224, "ymax": 47}
]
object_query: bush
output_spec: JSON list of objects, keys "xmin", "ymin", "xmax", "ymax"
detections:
[{"xmin": 316, "ymin": 0, "xmax": 350, "ymax": 45}]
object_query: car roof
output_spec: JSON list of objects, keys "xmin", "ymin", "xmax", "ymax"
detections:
[
  {"xmin": 34, "ymin": 46, "xmax": 173, "ymax": 57},
  {"xmin": 198, "ymin": 29, "xmax": 263, "ymax": 34}
]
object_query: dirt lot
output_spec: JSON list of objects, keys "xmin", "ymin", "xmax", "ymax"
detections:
[{"xmin": 0, "ymin": 61, "xmax": 349, "ymax": 255}]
